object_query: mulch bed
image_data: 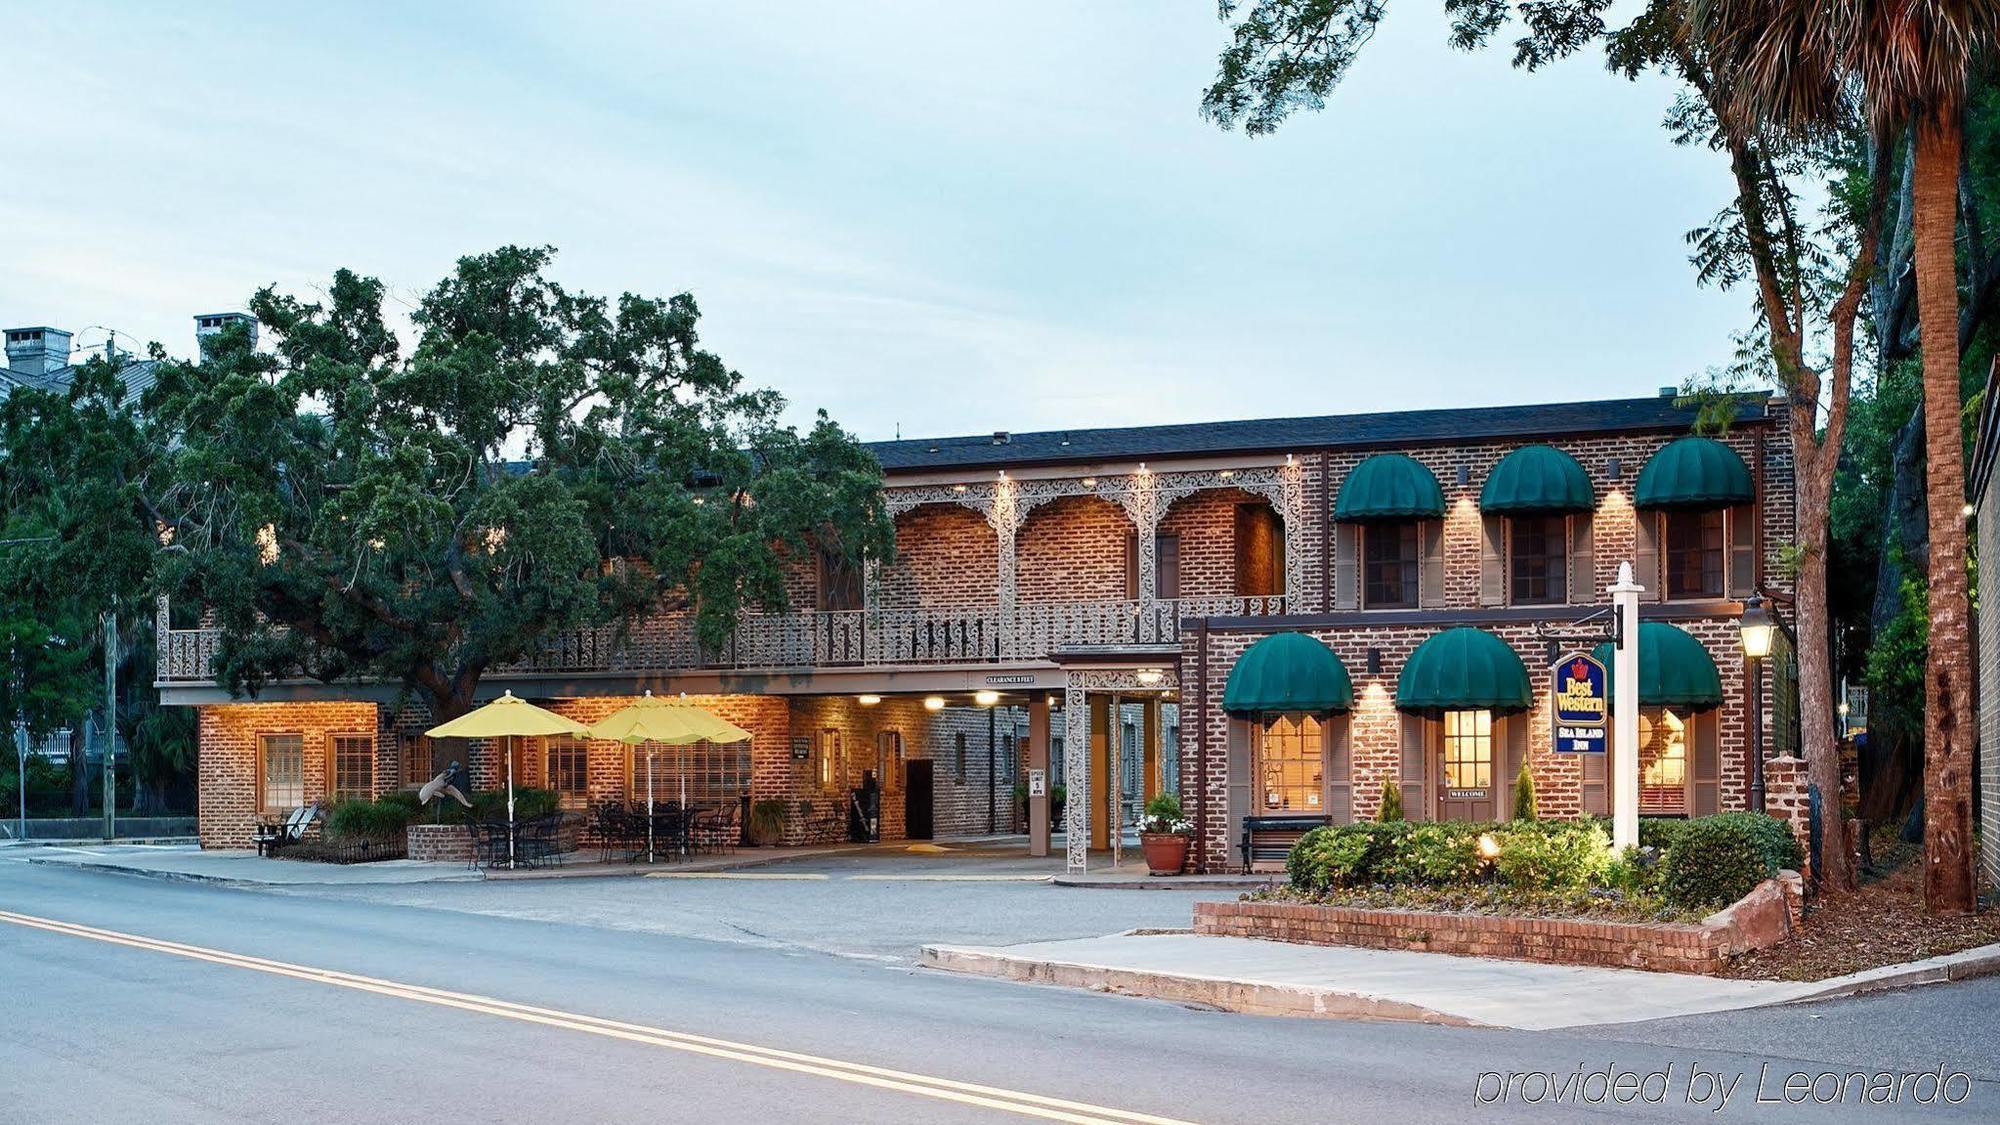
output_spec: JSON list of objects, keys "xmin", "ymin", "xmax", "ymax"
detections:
[{"xmin": 1716, "ymin": 836, "xmax": 2000, "ymax": 982}]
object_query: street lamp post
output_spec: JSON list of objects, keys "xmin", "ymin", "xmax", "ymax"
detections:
[{"xmin": 1739, "ymin": 595, "xmax": 1775, "ymax": 813}]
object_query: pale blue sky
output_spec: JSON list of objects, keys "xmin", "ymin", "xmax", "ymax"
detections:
[{"xmin": 3, "ymin": 2, "xmax": 1747, "ymax": 442}]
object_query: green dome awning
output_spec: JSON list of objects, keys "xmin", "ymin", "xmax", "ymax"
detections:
[
  {"xmin": 1592, "ymin": 622, "xmax": 1725, "ymax": 711},
  {"xmin": 1334, "ymin": 453, "xmax": 1445, "ymax": 521},
  {"xmin": 1223, "ymin": 632, "xmax": 1354, "ymax": 715},
  {"xmin": 1396, "ymin": 627, "xmax": 1532, "ymax": 716},
  {"xmin": 1479, "ymin": 444, "xmax": 1595, "ymax": 514},
  {"xmin": 1634, "ymin": 437, "xmax": 1754, "ymax": 510}
]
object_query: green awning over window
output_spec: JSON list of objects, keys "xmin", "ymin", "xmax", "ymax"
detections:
[
  {"xmin": 1395, "ymin": 627, "xmax": 1532, "ymax": 716},
  {"xmin": 1591, "ymin": 622, "xmax": 1725, "ymax": 711},
  {"xmin": 1223, "ymin": 632, "xmax": 1354, "ymax": 715},
  {"xmin": 1479, "ymin": 444, "xmax": 1595, "ymax": 514},
  {"xmin": 1633, "ymin": 436, "xmax": 1754, "ymax": 510},
  {"xmin": 1334, "ymin": 453, "xmax": 1445, "ymax": 521}
]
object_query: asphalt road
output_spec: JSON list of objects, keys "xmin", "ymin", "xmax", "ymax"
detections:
[{"xmin": 1, "ymin": 860, "xmax": 1995, "ymax": 1124}]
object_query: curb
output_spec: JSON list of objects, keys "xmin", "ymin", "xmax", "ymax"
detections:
[
  {"xmin": 919, "ymin": 943, "xmax": 1482, "ymax": 1026},
  {"xmin": 1051, "ymin": 876, "xmax": 1277, "ymax": 891},
  {"xmin": 25, "ymin": 856, "xmax": 484, "ymax": 888},
  {"xmin": 1781, "ymin": 942, "xmax": 2000, "ymax": 1004}
]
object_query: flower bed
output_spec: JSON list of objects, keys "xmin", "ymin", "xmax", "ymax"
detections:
[{"xmin": 1224, "ymin": 812, "xmax": 1809, "ymax": 973}]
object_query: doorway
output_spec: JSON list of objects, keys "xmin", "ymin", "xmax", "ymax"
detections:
[
  {"xmin": 904, "ymin": 760, "xmax": 934, "ymax": 839},
  {"xmin": 1436, "ymin": 709, "xmax": 1497, "ymax": 821}
]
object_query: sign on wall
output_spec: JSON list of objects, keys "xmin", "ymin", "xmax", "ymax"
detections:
[
  {"xmin": 789, "ymin": 736, "xmax": 811, "ymax": 761},
  {"xmin": 1551, "ymin": 651, "xmax": 1608, "ymax": 754},
  {"xmin": 1027, "ymin": 768, "xmax": 1047, "ymax": 798}
]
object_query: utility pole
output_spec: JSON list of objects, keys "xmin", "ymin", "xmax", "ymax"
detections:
[{"xmin": 102, "ymin": 611, "xmax": 116, "ymax": 841}]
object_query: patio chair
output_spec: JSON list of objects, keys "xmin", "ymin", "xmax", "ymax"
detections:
[
  {"xmin": 700, "ymin": 802, "xmax": 741, "ymax": 855},
  {"xmin": 253, "ymin": 805, "xmax": 320, "ymax": 858},
  {"xmin": 471, "ymin": 820, "xmax": 514, "ymax": 869}
]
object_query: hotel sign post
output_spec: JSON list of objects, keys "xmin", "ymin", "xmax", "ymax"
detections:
[
  {"xmin": 1550, "ymin": 653, "xmax": 1607, "ymax": 755},
  {"xmin": 1534, "ymin": 561, "xmax": 1643, "ymax": 851}
]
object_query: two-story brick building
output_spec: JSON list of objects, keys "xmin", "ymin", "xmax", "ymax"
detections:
[{"xmin": 162, "ymin": 388, "xmax": 1796, "ymax": 873}]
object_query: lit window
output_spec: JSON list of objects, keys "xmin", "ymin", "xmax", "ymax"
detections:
[
  {"xmin": 1443, "ymin": 710, "xmax": 1493, "ymax": 790},
  {"xmin": 545, "ymin": 736, "xmax": 590, "ymax": 809},
  {"xmin": 1254, "ymin": 714, "xmax": 1323, "ymax": 811},
  {"xmin": 1639, "ymin": 709, "xmax": 1688, "ymax": 814},
  {"xmin": 818, "ymin": 729, "xmax": 842, "ymax": 791},
  {"xmin": 330, "ymin": 734, "xmax": 373, "ymax": 802},
  {"xmin": 261, "ymin": 733, "xmax": 304, "ymax": 811}
]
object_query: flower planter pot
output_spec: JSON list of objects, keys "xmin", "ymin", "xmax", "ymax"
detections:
[{"xmin": 1140, "ymin": 833, "xmax": 1189, "ymax": 876}]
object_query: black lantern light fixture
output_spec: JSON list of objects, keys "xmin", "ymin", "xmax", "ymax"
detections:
[{"xmin": 1740, "ymin": 595, "xmax": 1774, "ymax": 811}]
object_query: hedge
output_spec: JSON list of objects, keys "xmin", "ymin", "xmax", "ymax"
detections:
[
  {"xmin": 1287, "ymin": 812, "xmax": 1800, "ymax": 911},
  {"xmin": 326, "ymin": 797, "xmax": 416, "ymax": 841}
]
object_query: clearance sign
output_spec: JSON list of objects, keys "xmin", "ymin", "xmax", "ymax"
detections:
[{"xmin": 1551, "ymin": 652, "xmax": 1608, "ymax": 754}]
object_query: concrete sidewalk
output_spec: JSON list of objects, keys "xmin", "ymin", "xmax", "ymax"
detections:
[
  {"xmin": 920, "ymin": 931, "xmax": 2000, "ymax": 1030},
  {"xmin": 22, "ymin": 845, "xmax": 482, "ymax": 886}
]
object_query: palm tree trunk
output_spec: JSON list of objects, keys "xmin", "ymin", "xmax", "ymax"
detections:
[{"xmin": 1911, "ymin": 110, "xmax": 1976, "ymax": 915}]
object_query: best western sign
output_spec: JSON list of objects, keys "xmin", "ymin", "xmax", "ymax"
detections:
[{"xmin": 1551, "ymin": 652, "xmax": 1607, "ymax": 754}]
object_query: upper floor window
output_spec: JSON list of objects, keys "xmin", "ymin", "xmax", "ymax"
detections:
[
  {"xmin": 1362, "ymin": 523, "xmax": 1419, "ymax": 609},
  {"xmin": 818, "ymin": 548, "xmax": 864, "ymax": 611},
  {"xmin": 1664, "ymin": 510, "xmax": 1725, "ymax": 599},
  {"xmin": 1508, "ymin": 515, "xmax": 1567, "ymax": 605},
  {"xmin": 1234, "ymin": 505, "xmax": 1283, "ymax": 597}
]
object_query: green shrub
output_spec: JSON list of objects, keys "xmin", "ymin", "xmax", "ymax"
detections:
[
  {"xmin": 1659, "ymin": 812, "xmax": 1802, "ymax": 910},
  {"xmin": 377, "ymin": 789, "xmax": 424, "ymax": 816},
  {"xmin": 1512, "ymin": 763, "xmax": 1537, "ymax": 820},
  {"xmin": 1377, "ymin": 779, "xmax": 1405, "ymax": 822},
  {"xmin": 1379, "ymin": 822, "xmax": 1482, "ymax": 886},
  {"xmin": 326, "ymin": 798, "xmax": 415, "ymax": 841},
  {"xmin": 464, "ymin": 787, "xmax": 562, "ymax": 823},
  {"xmin": 1287, "ymin": 823, "xmax": 1401, "ymax": 892},
  {"xmin": 1493, "ymin": 819, "xmax": 1612, "ymax": 891},
  {"xmin": 1142, "ymin": 792, "xmax": 1186, "ymax": 833},
  {"xmin": 1286, "ymin": 826, "xmax": 1334, "ymax": 891},
  {"xmin": 1604, "ymin": 845, "xmax": 1665, "ymax": 895},
  {"xmin": 748, "ymin": 799, "xmax": 788, "ymax": 844},
  {"xmin": 1638, "ymin": 817, "xmax": 1688, "ymax": 853}
]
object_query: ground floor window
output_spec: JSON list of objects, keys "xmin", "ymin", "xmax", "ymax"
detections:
[
  {"xmin": 261, "ymin": 733, "xmax": 304, "ymax": 811},
  {"xmin": 401, "ymin": 733, "xmax": 432, "ymax": 788},
  {"xmin": 330, "ymin": 734, "xmax": 374, "ymax": 802},
  {"xmin": 545, "ymin": 736, "xmax": 589, "ymax": 808},
  {"xmin": 628, "ymin": 739, "xmax": 752, "ymax": 805},
  {"xmin": 1639, "ymin": 708, "xmax": 1689, "ymax": 815},
  {"xmin": 1255, "ymin": 713, "xmax": 1323, "ymax": 812},
  {"xmin": 878, "ymin": 731, "xmax": 904, "ymax": 791},
  {"xmin": 1442, "ymin": 709, "xmax": 1492, "ymax": 791},
  {"xmin": 817, "ymin": 728, "xmax": 842, "ymax": 791}
]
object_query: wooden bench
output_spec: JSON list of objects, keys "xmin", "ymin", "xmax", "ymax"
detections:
[
  {"xmin": 1240, "ymin": 814, "xmax": 1331, "ymax": 873},
  {"xmin": 253, "ymin": 805, "xmax": 320, "ymax": 858}
]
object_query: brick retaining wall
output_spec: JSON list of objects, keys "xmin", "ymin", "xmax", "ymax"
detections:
[
  {"xmin": 406, "ymin": 824, "xmax": 472, "ymax": 864},
  {"xmin": 1194, "ymin": 874, "xmax": 1800, "ymax": 974}
]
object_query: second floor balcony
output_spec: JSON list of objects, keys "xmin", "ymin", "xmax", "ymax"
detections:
[{"xmin": 154, "ymin": 593, "xmax": 1290, "ymax": 685}]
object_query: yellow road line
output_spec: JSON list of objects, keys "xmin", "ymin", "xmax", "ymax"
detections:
[{"xmin": 0, "ymin": 909, "xmax": 1193, "ymax": 1125}]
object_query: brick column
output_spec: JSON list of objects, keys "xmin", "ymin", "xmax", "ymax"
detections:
[{"xmin": 1764, "ymin": 755, "xmax": 1811, "ymax": 878}]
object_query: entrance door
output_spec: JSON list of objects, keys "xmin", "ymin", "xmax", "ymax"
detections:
[
  {"xmin": 904, "ymin": 759, "xmax": 935, "ymax": 839},
  {"xmin": 1436, "ymin": 709, "xmax": 1496, "ymax": 821}
]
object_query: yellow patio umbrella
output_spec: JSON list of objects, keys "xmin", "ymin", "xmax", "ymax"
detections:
[
  {"xmin": 587, "ymin": 691, "xmax": 752, "ymax": 862},
  {"xmin": 426, "ymin": 691, "xmax": 590, "ymax": 869}
]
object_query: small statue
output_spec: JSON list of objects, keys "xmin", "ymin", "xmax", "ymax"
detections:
[{"xmin": 419, "ymin": 760, "xmax": 473, "ymax": 808}]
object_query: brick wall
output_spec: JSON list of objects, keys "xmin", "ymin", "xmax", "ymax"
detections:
[
  {"xmin": 198, "ymin": 701, "xmax": 380, "ymax": 849},
  {"xmin": 1017, "ymin": 495, "xmax": 1132, "ymax": 604},
  {"xmin": 880, "ymin": 503, "xmax": 999, "ymax": 609},
  {"xmin": 1193, "ymin": 879, "xmax": 1797, "ymax": 974},
  {"xmin": 1158, "ymin": 487, "xmax": 1268, "ymax": 599}
]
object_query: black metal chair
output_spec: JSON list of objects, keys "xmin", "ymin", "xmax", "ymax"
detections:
[{"xmin": 471, "ymin": 820, "xmax": 512, "ymax": 869}]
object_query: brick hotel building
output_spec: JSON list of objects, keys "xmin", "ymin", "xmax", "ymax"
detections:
[{"xmin": 161, "ymin": 389, "xmax": 1798, "ymax": 872}]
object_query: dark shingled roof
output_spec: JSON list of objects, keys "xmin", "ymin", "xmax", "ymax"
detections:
[{"xmin": 868, "ymin": 394, "xmax": 1774, "ymax": 473}]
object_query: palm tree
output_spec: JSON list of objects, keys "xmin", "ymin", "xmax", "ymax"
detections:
[{"xmin": 1693, "ymin": 0, "xmax": 1996, "ymax": 913}]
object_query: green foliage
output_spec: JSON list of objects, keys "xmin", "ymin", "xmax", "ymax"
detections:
[
  {"xmin": 749, "ymin": 799, "xmax": 788, "ymax": 843},
  {"xmin": 1141, "ymin": 792, "xmax": 1187, "ymax": 834},
  {"xmin": 1604, "ymin": 845, "xmax": 1666, "ymax": 896},
  {"xmin": 1378, "ymin": 822, "xmax": 1484, "ymax": 886},
  {"xmin": 463, "ymin": 786, "xmax": 562, "ymax": 823},
  {"xmin": 1491, "ymin": 820, "xmax": 1613, "ymax": 891},
  {"xmin": 1285, "ymin": 824, "xmax": 1383, "ymax": 893},
  {"xmin": 1377, "ymin": 778, "xmax": 1404, "ymax": 822},
  {"xmin": 144, "ymin": 248, "xmax": 894, "ymax": 723},
  {"xmin": 1637, "ymin": 817, "xmax": 1689, "ymax": 853},
  {"xmin": 325, "ymin": 797, "xmax": 416, "ymax": 841},
  {"xmin": 1511, "ymin": 762, "xmax": 1537, "ymax": 821},
  {"xmin": 0, "ymin": 752, "xmax": 69, "ymax": 817},
  {"xmin": 376, "ymin": 789, "xmax": 424, "ymax": 817},
  {"xmin": 1659, "ymin": 812, "xmax": 1803, "ymax": 910}
]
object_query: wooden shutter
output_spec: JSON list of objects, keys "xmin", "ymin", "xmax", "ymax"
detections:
[
  {"xmin": 1324, "ymin": 716, "xmax": 1352, "ymax": 824},
  {"xmin": 1633, "ymin": 510, "xmax": 1662, "ymax": 601},
  {"xmin": 1727, "ymin": 504, "xmax": 1757, "ymax": 598},
  {"xmin": 1418, "ymin": 519, "xmax": 1446, "ymax": 607},
  {"xmin": 1125, "ymin": 530, "xmax": 1140, "ymax": 600},
  {"xmin": 1478, "ymin": 514, "xmax": 1506, "ymax": 606},
  {"xmin": 1155, "ymin": 534, "xmax": 1181, "ymax": 600},
  {"xmin": 1580, "ymin": 740, "xmax": 1608, "ymax": 816},
  {"xmin": 1333, "ymin": 524, "xmax": 1359, "ymax": 609},
  {"xmin": 1502, "ymin": 715, "xmax": 1528, "ymax": 821},
  {"xmin": 1691, "ymin": 710, "xmax": 1720, "ymax": 815},
  {"xmin": 1227, "ymin": 718, "xmax": 1253, "ymax": 870},
  {"xmin": 1398, "ymin": 714, "xmax": 1430, "ymax": 821},
  {"xmin": 1568, "ymin": 512, "xmax": 1595, "ymax": 605}
]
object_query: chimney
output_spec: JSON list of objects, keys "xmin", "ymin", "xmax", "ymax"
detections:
[
  {"xmin": 1658, "ymin": 386, "xmax": 1677, "ymax": 398},
  {"xmin": 991, "ymin": 431, "xmax": 1010, "ymax": 445},
  {"xmin": 4, "ymin": 326, "xmax": 73, "ymax": 377},
  {"xmin": 194, "ymin": 312, "xmax": 258, "ymax": 358}
]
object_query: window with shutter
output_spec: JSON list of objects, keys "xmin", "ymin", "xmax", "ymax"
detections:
[
  {"xmin": 1507, "ymin": 515, "xmax": 1567, "ymax": 605},
  {"xmin": 1361, "ymin": 523, "xmax": 1419, "ymax": 608}
]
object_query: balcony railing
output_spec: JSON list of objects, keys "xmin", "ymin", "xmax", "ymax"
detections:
[{"xmin": 154, "ymin": 594, "xmax": 1288, "ymax": 685}]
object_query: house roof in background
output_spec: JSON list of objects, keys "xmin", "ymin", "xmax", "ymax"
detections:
[
  {"xmin": 867, "ymin": 393, "xmax": 1775, "ymax": 473},
  {"xmin": 0, "ymin": 358, "xmax": 160, "ymax": 406}
]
